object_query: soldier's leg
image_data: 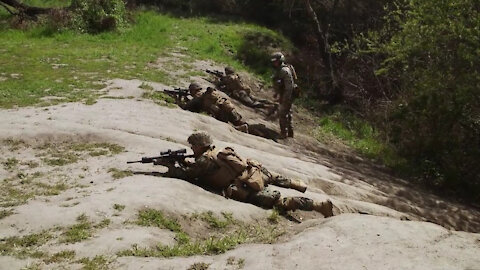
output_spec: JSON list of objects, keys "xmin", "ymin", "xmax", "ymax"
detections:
[
  {"xmin": 286, "ymin": 109, "xmax": 293, "ymax": 138},
  {"xmin": 276, "ymin": 197, "xmax": 334, "ymax": 217},
  {"xmin": 247, "ymin": 187, "xmax": 282, "ymax": 209},
  {"xmin": 278, "ymin": 106, "xmax": 288, "ymax": 137},
  {"xmin": 267, "ymin": 173, "xmax": 307, "ymax": 193}
]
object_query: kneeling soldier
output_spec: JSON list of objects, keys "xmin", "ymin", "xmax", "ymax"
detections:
[{"xmin": 155, "ymin": 132, "xmax": 334, "ymax": 217}]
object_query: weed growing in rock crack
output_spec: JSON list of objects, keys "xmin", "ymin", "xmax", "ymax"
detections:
[
  {"xmin": 188, "ymin": 262, "xmax": 211, "ymax": 270},
  {"xmin": 267, "ymin": 209, "xmax": 280, "ymax": 224},
  {"xmin": 43, "ymin": 250, "xmax": 76, "ymax": 264},
  {"xmin": 139, "ymin": 82, "xmax": 154, "ymax": 90},
  {"xmin": 38, "ymin": 142, "xmax": 125, "ymax": 167},
  {"xmin": 136, "ymin": 209, "xmax": 182, "ymax": 232},
  {"xmin": 1, "ymin": 138, "xmax": 27, "ymax": 151},
  {"xmin": 227, "ymin": 256, "xmax": 245, "ymax": 268},
  {"xmin": 0, "ymin": 209, "xmax": 14, "ymax": 220},
  {"xmin": 0, "ymin": 231, "xmax": 52, "ymax": 259},
  {"xmin": 62, "ymin": 214, "xmax": 93, "ymax": 243},
  {"xmin": 118, "ymin": 210, "xmax": 285, "ymax": 258},
  {"xmin": 113, "ymin": 204, "xmax": 125, "ymax": 211},
  {"xmin": 2, "ymin": 157, "xmax": 19, "ymax": 171},
  {"xmin": 142, "ymin": 91, "xmax": 176, "ymax": 107},
  {"xmin": 108, "ymin": 168, "xmax": 133, "ymax": 179},
  {"xmin": 77, "ymin": 255, "xmax": 111, "ymax": 270}
]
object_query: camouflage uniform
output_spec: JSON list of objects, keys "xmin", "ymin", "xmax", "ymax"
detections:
[
  {"xmin": 159, "ymin": 132, "xmax": 334, "ymax": 217},
  {"xmin": 271, "ymin": 53, "xmax": 295, "ymax": 138},
  {"xmin": 182, "ymin": 86, "xmax": 245, "ymax": 127},
  {"xmin": 220, "ymin": 69, "xmax": 277, "ymax": 113}
]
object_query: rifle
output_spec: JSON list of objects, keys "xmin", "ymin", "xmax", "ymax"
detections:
[
  {"xmin": 127, "ymin": 149, "xmax": 194, "ymax": 164},
  {"xmin": 206, "ymin": 69, "xmax": 224, "ymax": 78},
  {"xmin": 162, "ymin": 88, "xmax": 190, "ymax": 98}
]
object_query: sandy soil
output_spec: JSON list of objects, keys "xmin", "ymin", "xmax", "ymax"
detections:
[{"xmin": 1, "ymin": 55, "xmax": 480, "ymax": 270}]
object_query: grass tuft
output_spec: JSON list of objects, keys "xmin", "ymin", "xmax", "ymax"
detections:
[{"xmin": 108, "ymin": 168, "xmax": 133, "ymax": 179}]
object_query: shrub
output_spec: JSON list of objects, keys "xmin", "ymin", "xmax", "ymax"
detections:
[{"xmin": 70, "ymin": 0, "xmax": 127, "ymax": 32}]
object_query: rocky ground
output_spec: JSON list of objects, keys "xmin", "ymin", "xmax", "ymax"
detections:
[{"xmin": 1, "ymin": 55, "xmax": 480, "ymax": 270}]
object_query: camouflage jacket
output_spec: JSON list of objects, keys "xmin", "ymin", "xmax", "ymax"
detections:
[
  {"xmin": 272, "ymin": 64, "xmax": 295, "ymax": 104},
  {"xmin": 221, "ymin": 74, "xmax": 251, "ymax": 95}
]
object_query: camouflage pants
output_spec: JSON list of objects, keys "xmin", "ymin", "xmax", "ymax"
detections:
[
  {"xmin": 216, "ymin": 109, "xmax": 245, "ymax": 126},
  {"xmin": 279, "ymin": 101, "xmax": 293, "ymax": 136},
  {"xmin": 247, "ymin": 187, "xmax": 315, "ymax": 211}
]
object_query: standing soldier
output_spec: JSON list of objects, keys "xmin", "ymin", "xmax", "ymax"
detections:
[
  {"xmin": 271, "ymin": 52, "xmax": 297, "ymax": 138},
  {"xmin": 154, "ymin": 132, "xmax": 334, "ymax": 217}
]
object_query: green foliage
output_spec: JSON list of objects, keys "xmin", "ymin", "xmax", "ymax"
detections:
[
  {"xmin": 373, "ymin": 0, "xmax": 480, "ymax": 199},
  {"xmin": 120, "ymin": 210, "xmax": 284, "ymax": 258},
  {"xmin": 136, "ymin": 209, "xmax": 182, "ymax": 232},
  {"xmin": 70, "ymin": 0, "xmax": 127, "ymax": 33},
  {"xmin": 108, "ymin": 168, "xmax": 133, "ymax": 179},
  {"xmin": 78, "ymin": 255, "xmax": 111, "ymax": 270},
  {"xmin": 62, "ymin": 214, "xmax": 93, "ymax": 243},
  {"xmin": 0, "ymin": 12, "xmax": 290, "ymax": 108},
  {"xmin": 43, "ymin": 250, "xmax": 76, "ymax": 264},
  {"xmin": 0, "ymin": 231, "xmax": 52, "ymax": 259}
]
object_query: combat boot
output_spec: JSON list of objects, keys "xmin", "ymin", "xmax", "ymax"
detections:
[
  {"xmin": 313, "ymin": 200, "xmax": 334, "ymax": 217},
  {"xmin": 287, "ymin": 128, "xmax": 294, "ymax": 138},
  {"xmin": 290, "ymin": 179, "xmax": 307, "ymax": 193},
  {"xmin": 234, "ymin": 123, "xmax": 249, "ymax": 133}
]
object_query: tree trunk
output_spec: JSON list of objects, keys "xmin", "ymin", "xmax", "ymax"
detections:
[
  {"xmin": 0, "ymin": 0, "xmax": 53, "ymax": 17},
  {"xmin": 302, "ymin": 0, "xmax": 343, "ymax": 104}
]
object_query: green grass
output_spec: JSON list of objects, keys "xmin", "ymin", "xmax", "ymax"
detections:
[
  {"xmin": 2, "ymin": 157, "xmax": 19, "ymax": 171},
  {"xmin": 113, "ymin": 203, "xmax": 125, "ymax": 211},
  {"xmin": 136, "ymin": 208, "xmax": 182, "ymax": 232},
  {"xmin": 77, "ymin": 255, "xmax": 111, "ymax": 270},
  {"xmin": 119, "ymin": 209, "xmax": 284, "ymax": 258},
  {"xmin": 43, "ymin": 250, "xmax": 76, "ymax": 264},
  {"xmin": 311, "ymin": 109, "xmax": 407, "ymax": 169},
  {"xmin": 0, "ymin": 209, "xmax": 14, "ymax": 219},
  {"xmin": 0, "ymin": 231, "xmax": 52, "ymax": 259},
  {"xmin": 0, "ymin": 11, "xmax": 291, "ymax": 108},
  {"xmin": 108, "ymin": 168, "xmax": 133, "ymax": 179},
  {"xmin": 61, "ymin": 214, "xmax": 93, "ymax": 243}
]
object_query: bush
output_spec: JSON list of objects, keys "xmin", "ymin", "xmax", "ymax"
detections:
[
  {"xmin": 374, "ymin": 0, "xmax": 480, "ymax": 200},
  {"xmin": 70, "ymin": 0, "xmax": 127, "ymax": 32}
]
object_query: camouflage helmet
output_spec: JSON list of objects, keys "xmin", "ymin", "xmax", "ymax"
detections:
[
  {"xmin": 225, "ymin": 66, "xmax": 235, "ymax": 75},
  {"xmin": 188, "ymin": 132, "xmax": 213, "ymax": 147},
  {"xmin": 270, "ymin": 52, "xmax": 285, "ymax": 63},
  {"xmin": 188, "ymin": 83, "xmax": 202, "ymax": 92}
]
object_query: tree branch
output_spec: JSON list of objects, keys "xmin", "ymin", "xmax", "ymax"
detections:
[{"xmin": 0, "ymin": 1, "xmax": 16, "ymax": 15}]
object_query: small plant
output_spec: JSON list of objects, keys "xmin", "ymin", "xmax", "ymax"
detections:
[
  {"xmin": 78, "ymin": 255, "xmax": 111, "ymax": 270},
  {"xmin": 139, "ymin": 82, "xmax": 154, "ymax": 90},
  {"xmin": 188, "ymin": 262, "xmax": 211, "ymax": 270},
  {"xmin": 0, "ymin": 209, "xmax": 14, "ymax": 220},
  {"xmin": 0, "ymin": 231, "xmax": 52, "ymax": 259},
  {"xmin": 61, "ymin": 214, "xmax": 93, "ymax": 243},
  {"xmin": 2, "ymin": 157, "xmax": 19, "ymax": 171},
  {"xmin": 108, "ymin": 168, "xmax": 133, "ymax": 179},
  {"xmin": 267, "ymin": 209, "xmax": 279, "ymax": 224},
  {"xmin": 136, "ymin": 209, "xmax": 181, "ymax": 232},
  {"xmin": 44, "ymin": 250, "xmax": 76, "ymax": 264},
  {"xmin": 113, "ymin": 204, "xmax": 125, "ymax": 211}
]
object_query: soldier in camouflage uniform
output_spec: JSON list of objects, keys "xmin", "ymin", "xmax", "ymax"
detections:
[
  {"xmin": 219, "ymin": 67, "xmax": 278, "ymax": 115},
  {"xmin": 182, "ymin": 83, "xmax": 248, "ymax": 131},
  {"xmin": 155, "ymin": 132, "xmax": 334, "ymax": 217},
  {"xmin": 271, "ymin": 52, "xmax": 296, "ymax": 138}
]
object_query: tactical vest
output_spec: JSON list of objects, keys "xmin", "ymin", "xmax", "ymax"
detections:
[{"xmin": 202, "ymin": 147, "xmax": 264, "ymax": 192}]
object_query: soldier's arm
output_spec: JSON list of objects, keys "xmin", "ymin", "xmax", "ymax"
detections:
[
  {"xmin": 159, "ymin": 155, "xmax": 216, "ymax": 182},
  {"xmin": 280, "ymin": 67, "xmax": 295, "ymax": 101},
  {"xmin": 181, "ymin": 97, "xmax": 201, "ymax": 112}
]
